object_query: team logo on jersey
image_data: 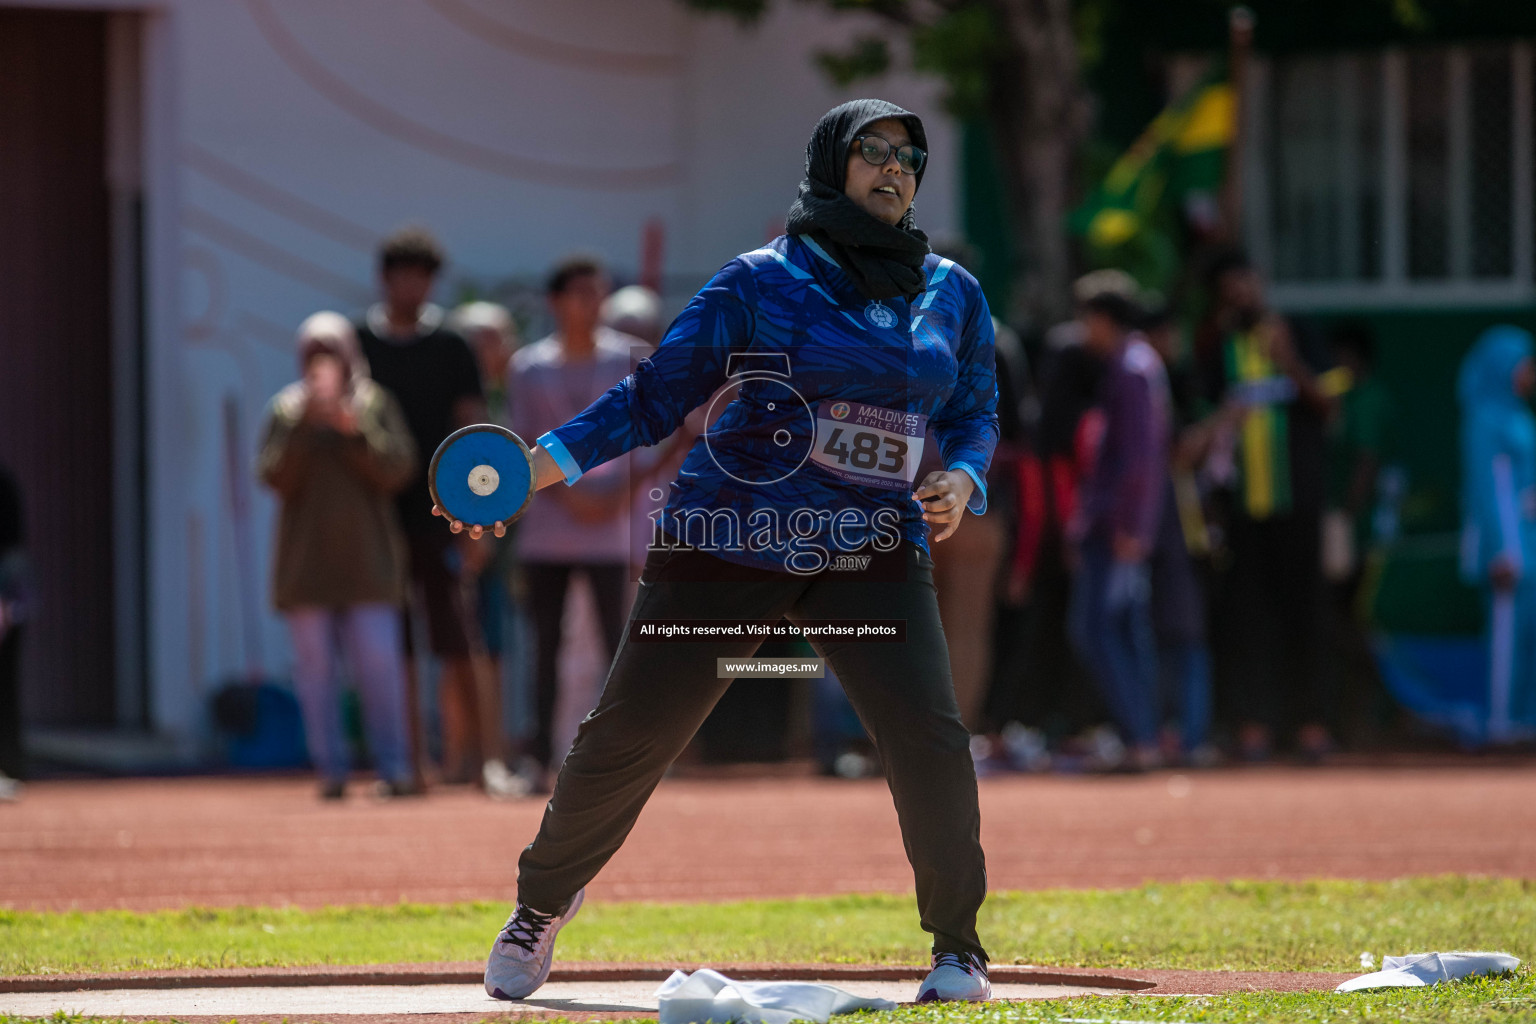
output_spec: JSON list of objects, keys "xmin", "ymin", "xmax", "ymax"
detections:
[
  {"xmin": 830, "ymin": 402, "xmax": 851, "ymax": 420},
  {"xmin": 863, "ymin": 301, "xmax": 897, "ymax": 329}
]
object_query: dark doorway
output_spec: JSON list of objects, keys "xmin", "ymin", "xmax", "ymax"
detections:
[{"xmin": 0, "ymin": 9, "xmax": 118, "ymax": 726}]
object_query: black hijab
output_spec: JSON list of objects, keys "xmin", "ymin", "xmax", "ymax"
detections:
[{"xmin": 785, "ymin": 99, "xmax": 931, "ymax": 302}]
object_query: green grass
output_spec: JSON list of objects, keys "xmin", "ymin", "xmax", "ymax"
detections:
[
  {"xmin": 2, "ymin": 876, "xmax": 1531, "ymax": 977},
  {"xmin": 869, "ymin": 965, "xmax": 1536, "ymax": 1023}
]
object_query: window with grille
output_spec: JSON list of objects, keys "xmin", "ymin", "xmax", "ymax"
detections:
[{"xmin": 1248, "ymin": 42, "xmax": 1534, "ymax": 308}]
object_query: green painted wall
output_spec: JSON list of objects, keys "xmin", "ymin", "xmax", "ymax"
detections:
[
  {"xmin": 1313, "ymin": 307, "xmax": 1536, "ymax": 635},
  {"xmin": 959, "ymin": 117, "xmax": 1013, "ymax": 314},
  {"xmin": 1312, "ymin": 307, "xmax": 1536, "ymax": 534}
]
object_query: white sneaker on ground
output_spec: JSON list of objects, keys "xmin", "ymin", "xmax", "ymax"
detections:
[
  {"xmin": 482, "ymin": 759, "xmax": 531, "ymax": 800},
  {"xmin": 915, "ymin": 951, "xmax": 991, "ymax": 1003},
  {"xmin": 484, "ymin": 888, "xmax": 585, "ymax": 1000}
]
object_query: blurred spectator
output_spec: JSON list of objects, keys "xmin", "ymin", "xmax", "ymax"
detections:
[
  {"xmin": 1324, "ymin": 322, "xmax": 1389, "ymax": 574},
  {"xmin": 599, "ymin": 285, "xmax": 676, "ymax": 586},
  {"xmin": 1067, "ymin": 285, "xmax": 1170, "ymax": 770},
  {"xmin": 510, "ymin": 255, "xmax": 637, "ymax": 788},
  {"xmin": 1006, "ymin": 276, "xmax": 1118, "ymax": 742},
  {"xmin": 979, "ymin": 316, "xmax": 1042, "ymax": 739},
  {"xmin": 453, "ymin": 301, "xmax": 520, "ymax": 426},
  {"xmin": 1325, "ymin": 320, "xmax": 1394, "ymax": 747},
  {"xmin": 1457, "ymin": 326, "xmax": 1536, "ymax": 743},
  {"xmin": 257, "ymin": 312, "xmax": 418, "ymax": 799},
  {"xmin": 1143, "ymin": 305, "xmax": 1215, "ymax": 765},
  {"xmin": 1195, "ymin": 248, "xmax": 1334, "ymax": 760},
  {"xmin": 921, "ymin": 343, "xmax": 1008, "ymax": 730},
  {"xmin": 451, "ymin": 302, "xmax": 523, "ymax": 724},
  {"xmin": 0, "ymin": 462, "xmax": 29, "ymax": 800},
  {"xmin": 601, "ymin": 284, "xmax": 665, "ymax": 348},
  {"xmin": 356, "ymin": 227, "xmax": 514, "ymax": 795}
]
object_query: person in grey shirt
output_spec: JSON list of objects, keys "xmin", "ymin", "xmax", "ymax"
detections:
[{"xmin": 509, "ymin": 256, "xmax": 642, "ymax": 789}]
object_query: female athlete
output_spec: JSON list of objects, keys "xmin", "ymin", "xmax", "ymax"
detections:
[{"xmin": 438, "ymin": 98, "xmax": 999, "ymax": 1004}]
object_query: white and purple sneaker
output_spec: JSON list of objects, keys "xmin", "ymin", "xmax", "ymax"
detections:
[
  {"xmin": 916, "ymin": 951, "xmax": 991, "ymax": 1002},
  {"xmin": 484, "ymin": 888, "xmax": 585, "ymax": 1000}
]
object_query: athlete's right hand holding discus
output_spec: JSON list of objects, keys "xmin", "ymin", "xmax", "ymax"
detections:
[
  {"xmin": 431, "ymin": 442, "xmax": 565, "ymax": 539},
  {"xmin": 426, "ymin": 424, "xmax": 555, "ymax": 539}
]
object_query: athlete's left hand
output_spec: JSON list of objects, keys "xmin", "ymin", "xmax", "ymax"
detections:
[{"xmin": 912, "ymin": 470, "xmax": 975, "ymax": 543}]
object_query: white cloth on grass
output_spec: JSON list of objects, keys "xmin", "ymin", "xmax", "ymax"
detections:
[
  {"xmin": 1336, "ymin": 951, "xmax": 1521, "ymax": 992},
  {"xmin": 656, "ymin": 968, "xmax": 896, "ymax": 1024}
]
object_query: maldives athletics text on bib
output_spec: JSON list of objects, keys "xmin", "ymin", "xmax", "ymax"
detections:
[{"xmin": 810, "ymin": 400, "xmax": 926, "ymax": 489}]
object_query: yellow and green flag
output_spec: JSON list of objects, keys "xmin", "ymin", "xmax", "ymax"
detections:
[{"xmin": 1071, "ymin": 68, "xmax": 1236, "ymax": 284}]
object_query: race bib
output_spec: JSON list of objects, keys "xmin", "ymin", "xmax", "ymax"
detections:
[{"xmin": 810, "ymin": 400, "xmax": 926, "ymax": 489}]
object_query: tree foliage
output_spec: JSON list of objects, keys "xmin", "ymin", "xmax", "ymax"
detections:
[
  {"xmin": 680, "ymin": 0, "xmax": 1534, "ymax": 118},
  {"xmin": 679, "ymin": 1, "xmax": 1010, "ymax": 118},
  {"xmin": 678, "ymin": 0, "xmax": 1536, "ymax": 322}
]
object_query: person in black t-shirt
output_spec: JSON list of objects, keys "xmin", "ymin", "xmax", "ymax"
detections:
[{"xmin": 356, "ymin": 226, "xmax": 515, "ymax": 796}]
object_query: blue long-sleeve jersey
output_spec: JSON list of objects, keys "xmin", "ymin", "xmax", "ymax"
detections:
[{"xmin": 540, "ymin": 234, "xmax": 1000, "ymax": 573}]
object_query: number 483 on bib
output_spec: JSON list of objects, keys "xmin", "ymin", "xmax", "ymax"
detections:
[{"xmin": 809, "ymin": 400, "xmax": 926, "ymax": 489}]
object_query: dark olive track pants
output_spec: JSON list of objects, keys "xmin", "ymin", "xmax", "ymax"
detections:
[{"xmin": 515, "ymin": 540, "xmax": 989, "ymax": 960}]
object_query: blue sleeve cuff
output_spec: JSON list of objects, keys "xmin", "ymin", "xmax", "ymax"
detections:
[
  {"xmin": 951, "ymin": 462, "xmax": 988, "ymax": 515},
  {"xmin": 538, "ymin": 431, "xmax": 584, "ymax": 485}
]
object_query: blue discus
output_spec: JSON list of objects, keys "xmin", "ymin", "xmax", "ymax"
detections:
[{"xmin": 428, "ymin": 424, "xmax": 536, "ymax": 528}]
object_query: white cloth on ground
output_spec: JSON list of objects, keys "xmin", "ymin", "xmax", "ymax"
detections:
[
  {"xmin": 656, "ymin": 968, "xmax": 896, "ymax": 1024},
  {"xmin": 1336, "ymin": 951, "xmax": 1521, "ymax": 992}
]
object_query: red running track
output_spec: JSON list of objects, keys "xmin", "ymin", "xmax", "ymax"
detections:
[{"xmin": 3, "ymin": 764, "xmax": 1534, "ymax": 911}]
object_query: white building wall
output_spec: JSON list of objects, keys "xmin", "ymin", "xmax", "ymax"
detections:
[
  {"xmin": 18, "ymin": 0, "xmax": 960, "ymax": 744},
  {"xmin": 678, "ymin": 3, "xmax": 958, "ymax": 271}
]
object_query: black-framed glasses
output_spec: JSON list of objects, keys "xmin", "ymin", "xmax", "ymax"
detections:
[{"xmin": 852, "ymin": 134, "xmax": 926, "ymax": 175}]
